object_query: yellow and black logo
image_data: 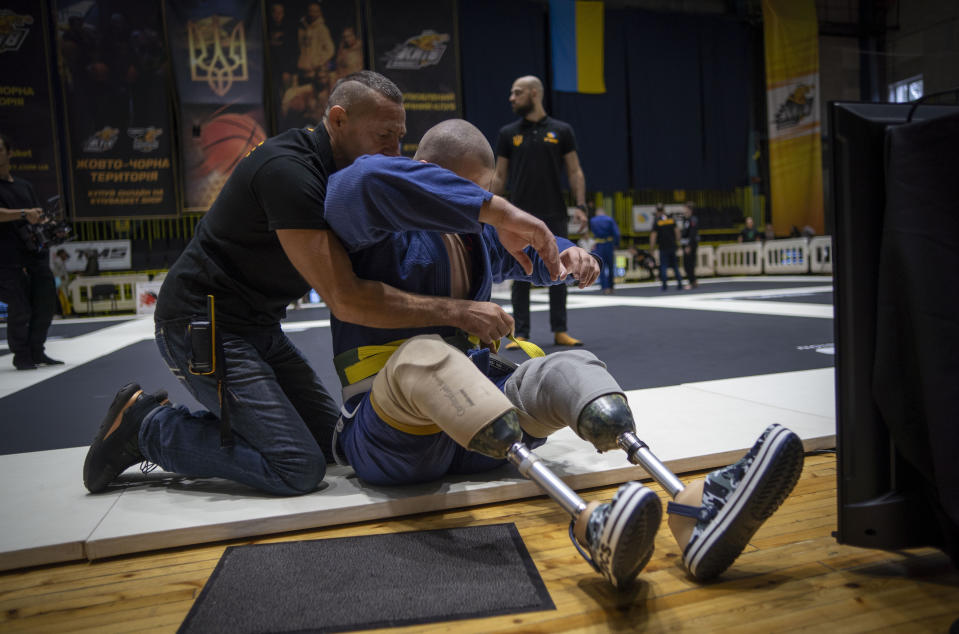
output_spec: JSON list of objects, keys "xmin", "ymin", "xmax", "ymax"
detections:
[
  {"xmin": 187, "ymin": 15, "xmax": 249, "ymax": 97},
  {"xmin": 385, "ymin": 29, "xmax": 450, "ymax": 70},
  {"xmin": 512, "ymin": 134, "xmax": 523, "ymax": 147},
  {"xmin": 0, "ymin": 10, "xmax": 33, "ymax": 54},
  {"xmin": 774, "ymin": 83, "xmax": 814, "ymax": 130},
  {"xmin": 544, "ymin": 131, "xmax": 559, "ymax": 144},
  {"xmin": 128, "ymin": 127, "xmax": 163, "ymax": 153}
]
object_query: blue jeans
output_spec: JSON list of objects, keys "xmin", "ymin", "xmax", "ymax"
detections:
[{"xmin": 146, "ymin": 319, "xmax": 340, "ymax": 495}]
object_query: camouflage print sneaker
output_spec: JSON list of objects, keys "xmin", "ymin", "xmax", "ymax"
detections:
[
  {"xmin": 669, "ymin": 424, "xmax": 804, "ymax": 581},
  {"xmin": 570, "ymin": 481, "xmax": 662, "ymax": 589}
]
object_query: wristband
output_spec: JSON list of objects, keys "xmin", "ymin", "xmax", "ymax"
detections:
[{"xmin": 21, "ymin": 210, "xmax": 26, "ymax": 219}]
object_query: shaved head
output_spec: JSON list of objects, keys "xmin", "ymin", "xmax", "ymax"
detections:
[
  {"xmin": 414, "ymin": 119, "xmax": 494, "ymax": 187},
  {"xmin": 515, "ymin": 75, "xmax": 543, "ymax": 96},
  {"xmin": 325, "ymin": 70, "xmax": 402, "ymax": 120},
  {"xmin": 509, "ymin": 75, "xmax": 544, "ymax": 118}
]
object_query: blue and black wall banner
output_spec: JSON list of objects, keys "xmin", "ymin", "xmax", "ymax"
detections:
[
  {"xmin": 165, "ymin": 0, "xmax": 267, "ymax": 212},
  {"xmin": 1, "ymin": 0, "xmax": 64, "ymax": 210},
  {"xmin": 367, "ymin": 0, "xmax": 461, "ymax": 157},
  {"xmin": 55, "ymin": 0, "xmax": 179, "ymax": 219}
]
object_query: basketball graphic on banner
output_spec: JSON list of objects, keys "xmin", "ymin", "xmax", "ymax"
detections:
[{"xmin": 197, "ymin": 113, "xmax": 266, "ymax": 176}]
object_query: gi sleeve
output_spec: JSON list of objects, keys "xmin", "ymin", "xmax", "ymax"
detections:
[
  {"xmin": 485, "ymin": 224, "xmax": 575, "ymax": 286},
  {"xmin": 325, "ymin": 155, "xmax": 492, "ymax": 251}
]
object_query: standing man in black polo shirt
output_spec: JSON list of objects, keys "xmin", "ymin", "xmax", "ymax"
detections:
[
  {"xmin": 493, "ymin": 75, "xmax": 588, "ymax": 348},
  {"xmin": 0, "ymin": 132, "xmax": 63, "ymax": 371},
  {"xmin": 649, "ymin": 203, "xmax": 684, "ymax": 291}
]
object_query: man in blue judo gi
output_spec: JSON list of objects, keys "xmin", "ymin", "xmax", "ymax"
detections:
[{"xmin": 322, "ymin": 119, "xmax": 805, "ymax": 589}]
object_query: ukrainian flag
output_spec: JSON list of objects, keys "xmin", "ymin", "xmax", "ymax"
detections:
[{"xmin": 550, "ymin": 0, "xmax": 606, "ymax": 94}]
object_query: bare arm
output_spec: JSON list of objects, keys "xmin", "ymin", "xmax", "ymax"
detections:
[
  {"xmin": 478, "ymin": 195, "xmax": 564, "ymax": 280},
  {"xmin": 276, "ymin": 228, "xmax": 514, "ymax": 342},
  {"xmin": 491, "ymin": 157, "xmax": 509, "ymax": 196},
  {"xmin": 0, "ymin": 207, "xmax": 41, "ymax": 223},
  {"xmin": 563, "ymin": 151, "xmax": 587, "ymax": 229}
]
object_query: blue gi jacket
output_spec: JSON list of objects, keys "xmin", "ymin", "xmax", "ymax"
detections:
[{"xmin": 324, "ymin": 154, "xmax": 575, "ymax": 355}]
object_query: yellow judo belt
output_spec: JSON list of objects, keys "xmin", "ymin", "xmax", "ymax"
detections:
[{"xmin": 332, "ymin": 331, "xmax": 544, "ymax": 389}]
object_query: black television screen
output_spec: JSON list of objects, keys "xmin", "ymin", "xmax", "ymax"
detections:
[{"xmin": 831, "ymin": 100, "xmax": 959, "ymax": 561}]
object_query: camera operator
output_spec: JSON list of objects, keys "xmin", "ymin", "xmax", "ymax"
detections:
[{"xmin": 0, "ymin": 133, "xmax": 63, "ymax": 370}]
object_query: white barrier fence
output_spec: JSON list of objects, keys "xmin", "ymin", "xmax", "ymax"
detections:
[
  {"xmin": 715, "ymin": 242, "xmax": 764, "ymax": 275},
  {"xmin": 762, "ymin": 238, "xmax": 809, "ymax": 274},
  {"xmin": 616, "ymin": 245, "xmax": 716, "ymax": 282},
  {"xmin": 69, "ymin": 274, "xmax": 151, "ymax": 314},
  {"xmin": 809, "ymin": 236, "xmax": 833, "ymax": 274}
]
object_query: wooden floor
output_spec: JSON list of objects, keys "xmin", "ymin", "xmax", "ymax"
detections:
[{"xmin": 1, "ymin": 453, "xmax": 957, "ymax": 633}]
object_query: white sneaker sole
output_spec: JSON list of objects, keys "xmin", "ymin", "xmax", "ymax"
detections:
[{"xmin": 683, "ymin": 424, "xmax": 804, "ymax": 581}]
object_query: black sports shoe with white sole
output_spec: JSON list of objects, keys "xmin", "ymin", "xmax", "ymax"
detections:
[
  {"xmin": 671, "ymin": 423, "xmax": 804, "ymax": 581},
  {"xmin": 571, "ymin": 481, "xmax": 662, "ymax": 588}
]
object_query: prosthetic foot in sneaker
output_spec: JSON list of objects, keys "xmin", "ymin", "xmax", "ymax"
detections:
[
  {"xmin": 669, "ymin": 423, "xmax": 804, "ymax": 581},
  {"xmin": 83, "ymin": 383, "xmax": 169, "ymax": 493},
  {"xmin": 570, "ymin": 481, "xmax": 662, "ymax": 589}
]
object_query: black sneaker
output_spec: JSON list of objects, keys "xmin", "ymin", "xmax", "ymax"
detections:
[
  {"xmin": 83, "ymin": 383, "xmax": 168, "ymax": 493},
  {"xmin": 13, "ymin": 355, "xmax": 37, "ymax": 370},
  {"xmin": 34, "ymin": 353, "xmax": 65, "ymax": 366},
  {"xmin": 678, "ymin": 424, "xmax": 804, "ymax": 581},
  {"xmin": 571, "ymin": 482, "xmax": 662, "ymax": 589}
]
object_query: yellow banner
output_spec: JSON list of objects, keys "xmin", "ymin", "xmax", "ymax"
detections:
[{"xmin": 762, "ymin": 0, "xmax": 823, "ymax": 235}]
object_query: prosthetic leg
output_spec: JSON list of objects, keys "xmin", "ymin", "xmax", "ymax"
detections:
[
  {"xmin": 470, "ymin": 412, "xmax": 662, "ymax": 589},
  {"xmin": 371, "ymin": 336, "xmax": 661, "ymax": 589},
  {"xmin": 575, "ymin": 394, "xmax": 806, "ymax": 582}
]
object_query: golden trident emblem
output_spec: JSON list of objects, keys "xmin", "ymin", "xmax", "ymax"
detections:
[{"xmin": 187, "ymin": 14, "xmax": 248, "ymax": 97}]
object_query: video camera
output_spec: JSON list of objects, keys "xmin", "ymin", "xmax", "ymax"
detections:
[{"xmin": 17, "ymin": 196, "xmax": 72, "ymax": 254}]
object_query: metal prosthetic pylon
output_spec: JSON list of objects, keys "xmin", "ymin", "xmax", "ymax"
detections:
[
  {"xmin": 616, "ymin": 431, "xmax": 685, "ymax": 498},
  {"xmin": 506, "ymin": 442, "xmax": 587, "ymax": 517},
  {"xmin": 469, "ymin": 411, "xmax": 587, "ymax": 518},
  {"xmin": 577, "ymin": 394, "xmax": 686, "ymax": 498}
]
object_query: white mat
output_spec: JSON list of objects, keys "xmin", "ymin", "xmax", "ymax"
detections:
[{"xmin": 0, "ymin": 368, "xmax": 835, "ymax": 571}]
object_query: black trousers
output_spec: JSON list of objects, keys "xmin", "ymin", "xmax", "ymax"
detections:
[
  {"xmin": 0, "ymin": 258, "xmax": 56, "ymax": 362},
  {"xmin": 510, "ymin": 280, "xmax": 567, "ymax": 337},
  {"xmin": 684, "ymin": 245, "xmax": 698, "ymax": 285}
]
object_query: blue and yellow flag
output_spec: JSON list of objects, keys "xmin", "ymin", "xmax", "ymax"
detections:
[{"xmin": 550, "ymin": 0, "xmax": 605, "ymax": 94}]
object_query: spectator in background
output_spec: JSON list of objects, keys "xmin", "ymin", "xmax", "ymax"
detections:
[
  {"xmin": 680, "ymin": 201, "xmax": 699, "ymax": 289},
  {"xmin": 0, "ymin": 133, "xmax": 63, "ymax": 370},
  {"xmin": 739, "ymin": 216, "xmax": 759, "ymax": 243},
  {"xmin": 589, "ymin": 206, "xmax": 620, "ymax": 295},
  {"xmin": 764, "ymin": 223, "xmax": 776, "ymax": 241},
  {"xmin": 493, "ymin": 75, "xmax": 589, "ymax": 348},
  {"xmin": 649, "ymin": 203, "xmax": 683, "ymax": 291}
]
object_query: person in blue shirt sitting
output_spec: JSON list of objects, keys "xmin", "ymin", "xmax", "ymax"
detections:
[{"xmin": 322, "ymin": 119, "xmax": 805, "ymax": 589}]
